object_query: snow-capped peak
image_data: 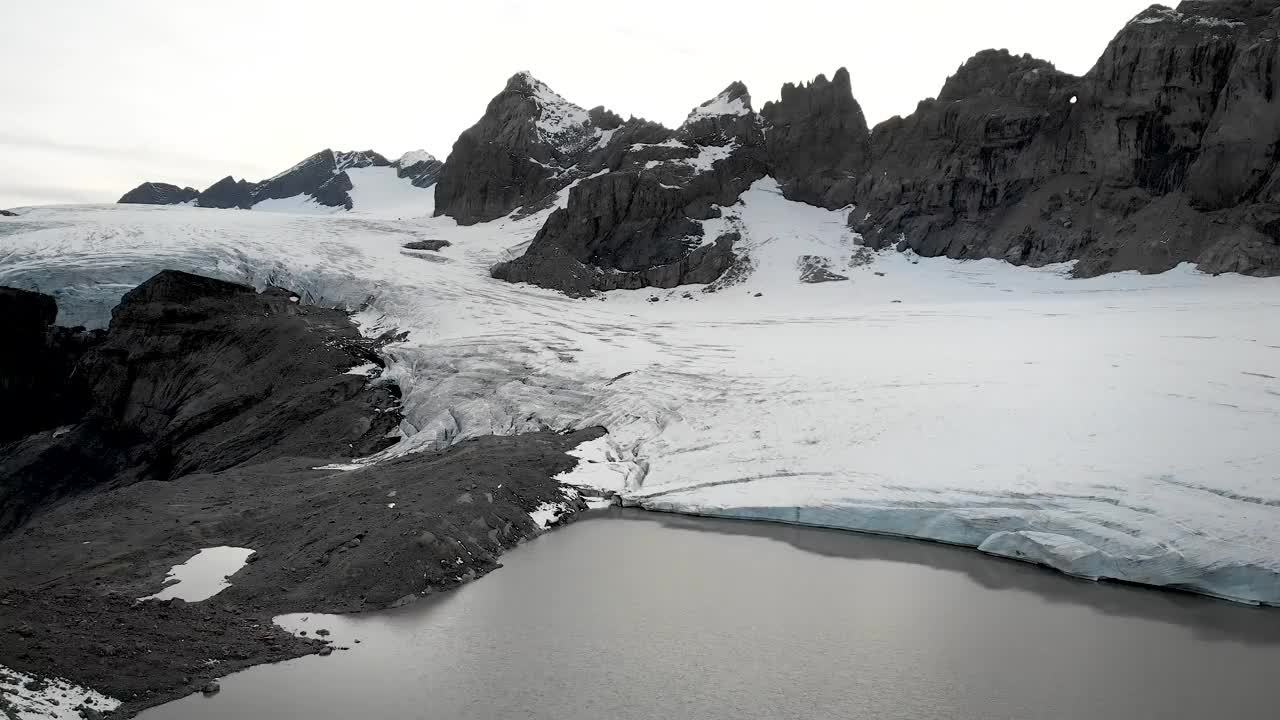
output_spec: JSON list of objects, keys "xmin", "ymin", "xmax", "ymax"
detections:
[
  {"xmin": 397, "ymin": 149, "xmax": 437, "ymax": 167},
  {"xmin": 685, "ymin": 84, "xmax": 753, "ymax": 124},
  {"xmin": 510, "ymin": 71, "xmax": 597, "ymax": 152}
]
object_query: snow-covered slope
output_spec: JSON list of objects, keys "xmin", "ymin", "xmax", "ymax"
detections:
[{"xmin": 3, "ymin": 179, "xmax": 1280, "ymax": 605}]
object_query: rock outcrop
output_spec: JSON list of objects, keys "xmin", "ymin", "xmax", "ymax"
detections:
[
  {"xmin": 117, "ymin": 182, "xmax": 199, "ymax": 205},
  {"xmin": 0, "ymin": 271, "xmax": 402, "ymax": 533},
  {"xmin": 117, "ymin": 149, "xmax": 425, "ymax": 211},
  {"xmin": 761, "ymin": 67, "xmax": 871, "ymax": 209},
  {"xmin": 0, "ymin": 288, "xmax": 103, "ymax": 445}
]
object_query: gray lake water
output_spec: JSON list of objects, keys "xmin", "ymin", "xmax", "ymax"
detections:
[{"xmin": 141, "ymin": 510, "xmax": 1280, "ymax": 720}]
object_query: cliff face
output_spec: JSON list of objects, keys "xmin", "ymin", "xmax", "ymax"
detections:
[
  {"xmin": 852, "ymin": 1, "xmax": 1280, "ymax": 278},
  {"xmin": 761, "ymin": 67, "xmax": 871, "ymax": 210}
]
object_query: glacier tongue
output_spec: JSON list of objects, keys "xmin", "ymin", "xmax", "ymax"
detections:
[{"xmin": 3, "ymin": 178, "xmax": 1280, "ymax": 605}]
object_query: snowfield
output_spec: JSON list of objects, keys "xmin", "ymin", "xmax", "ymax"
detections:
[{"xmin": 2, "ymin": 178, "xmax": 1279, "ymax": 605}]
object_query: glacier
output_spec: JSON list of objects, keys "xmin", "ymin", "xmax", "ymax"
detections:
[{"xmin": 2, "ymin": 176, "xmax": 1279, "ymax": 605}]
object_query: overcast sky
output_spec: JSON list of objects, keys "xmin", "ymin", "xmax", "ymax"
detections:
[{"xmin": 0, "ymin": 0, "xmax": 1155, "ymax": 208}]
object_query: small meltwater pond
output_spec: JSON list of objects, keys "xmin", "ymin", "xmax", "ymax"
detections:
[
  {"xmin": 140, "ymin": 512, "xmax": 1280, "ymax": 720},
  {"xmin": 140, "ymin": 546, "xmax": 255, "ymax": 602}
]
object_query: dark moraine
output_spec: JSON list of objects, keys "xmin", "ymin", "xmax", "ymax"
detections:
[{"xmin": 141, "ymin": 511, "xmax": 1280, "ymax": 720}]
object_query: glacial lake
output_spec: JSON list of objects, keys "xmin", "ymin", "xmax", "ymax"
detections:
[{"xmin": 141, "ymin": 510, "xmax": 1280, "ymax": 720}]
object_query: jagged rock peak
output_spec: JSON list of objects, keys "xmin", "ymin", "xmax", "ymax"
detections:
[
  {"xmin": 938, "ymin": 49, "xmax": 1066, "ymax": 102},
  {"xmin": 760, "ymin": 68, "xmax": 870, "ymax": 209},
  {"xmin": 684, "ymin": 82, "xmax": 753, "ymax": 125},
  {"xmin": 763, "ymin": 67, "xmax": 866, "ymax": 130}
]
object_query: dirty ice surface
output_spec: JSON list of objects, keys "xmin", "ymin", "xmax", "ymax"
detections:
[
  {"xmin": 3, "ymin": 177, "xmax": 1280, "ymax": 604},
  {"xmin": 0, "ymin": 663, "xmax": 120, "ymax": 719},
  {"xmin": 139, "ymin": 547, "xmax": 256, "ymax": 602}
]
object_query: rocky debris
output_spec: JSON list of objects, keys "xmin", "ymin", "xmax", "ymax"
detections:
[
  {"xmin": 402, "ymin": 239, "xmax": 451, "ymax": 251},
  {"xmin": 0, "ymin": 288, "xmax": 104, "ymax": 445},
  {"xmin": 395, "ymin": 150, "xmax": 445, "ymax": 189},
  {"xmin": 0, "ymin": 427, "xmax": 601, "ymax": 716},
  {"xmin": 761, "ymin": 68, "xmax": 870, "ymax": 209},
  {"xmin": 200, "ymin": 682, "xmax": 220, "ymax": 696},
  {"xmin": 317, "ymin": 646, "xmax": 333, "ymax": 657},
  {"xmin": 118, "ymin": 149, "xmax": 398, "ymax": 212},
  {"xmin": 117, "ymin": 182, "xmax": 199, "ymax": 205},
  {"xmin": 0, "ymin": 588, "xmax": 315, "ymax": 717},
  {"xmin": 851, "ymin": 2, "xmax": 1280, "ymax": 277},
  {"xmin": 0, "ymin": 270, "xmax": 401, "ymax": 534},
  {"xmin": 796, "ymin": 256, "xmax": 849, "ymax": 283}
]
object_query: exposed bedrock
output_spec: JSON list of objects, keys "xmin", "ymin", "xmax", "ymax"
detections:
[{"xmin": 0, "ymin": 270, "xmax": 401, "ymax": 534}]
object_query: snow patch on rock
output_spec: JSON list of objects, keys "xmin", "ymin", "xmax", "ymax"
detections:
[
  {"xmin": 686, "ymin": 88, "xmax": 751, "ymax": 122},
  {"xmin": 517, "ymin": 72, "xmax": 598, "ymax": 154},
  {"xmin": 0, "ymin": 664, "xmax": 120, "ymax": 719}
]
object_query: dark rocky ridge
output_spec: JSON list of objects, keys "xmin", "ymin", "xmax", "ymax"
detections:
[
  {"xmin": 852, "ymin": 1, "xmax": 1280, "ymax": 277},
  {"xmin": 118, "ymin": 149, "xmax": 404, "ymax": 211},
  {"xmin": 490, "ymin": 1, "xmax": 1280, "ymax": 293},
  {"xmin": 0, "ymin": 271, "xmax": 606, "ymax": 716}
]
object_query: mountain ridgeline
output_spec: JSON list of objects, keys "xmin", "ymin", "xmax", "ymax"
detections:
[
  {"xmin": 119, "ymin": 149, "xmax": 443, "ymax": 211},
  {"xmin": 119, "ymin": 1, "xmax": 1280, "ymax": 292}
]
